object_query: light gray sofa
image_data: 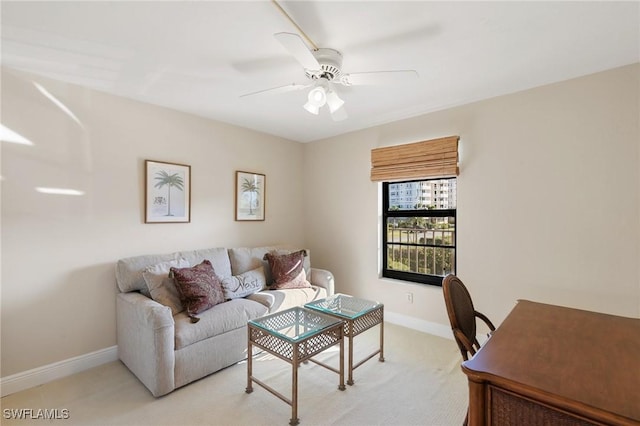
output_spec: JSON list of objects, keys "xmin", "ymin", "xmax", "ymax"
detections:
[{"xmin": 115, "ymin": 246, "xmax": 334, "ymax": 397}]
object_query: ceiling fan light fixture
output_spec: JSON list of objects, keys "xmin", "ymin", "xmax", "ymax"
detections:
[
  {"xmin": 303, "ymin": 83, "xmax": 329, "ymax": 115},
  {"xmin": 303, "ymin": 100, "xmax": 320, "ymax": 115},
  {"xmin": 326, "ymin": 89, "xmax": 344, "ymax": 113},
  {"xmin": 308, "ymin": 86, "xmax": 327, "ymax": 106}
]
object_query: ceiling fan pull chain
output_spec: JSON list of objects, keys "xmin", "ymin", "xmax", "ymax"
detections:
[{"xmin": 271, "ymin": 0, "xmax": 318, "ymax": 50}]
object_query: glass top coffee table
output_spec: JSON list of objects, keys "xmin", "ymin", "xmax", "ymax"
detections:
[
  {"xmin": 246, "ymin": 306, "xmax": 345, "ymax": 426},
  {"xmin": 305, "ymin": 294, "xmax": 384, "ymax": 385}
]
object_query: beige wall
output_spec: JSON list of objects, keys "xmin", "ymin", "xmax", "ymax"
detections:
[
  {"xmin": 2, "ymin": 63, "xmax": 639, "ymax": 381},
  {"xmin": 1, "ymin": 68, "xmax": 306, "ymax": 376},
  {"xmin": 304, "ymin": 64, "xmax": 640, "ymax": 330}
]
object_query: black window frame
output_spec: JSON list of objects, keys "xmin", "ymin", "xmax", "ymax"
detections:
[{"xmin": 382, "ymin": 178, "xmax": 457, "ymax": 287}]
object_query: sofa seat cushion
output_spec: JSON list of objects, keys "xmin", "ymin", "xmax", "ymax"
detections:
[
  {"xmin": 174, "ymin": 299, "xmax": 268, "ymax": 350},
  {"xmin": 247, "ymin": 286, "xmax": 327, "ymax": 313}
]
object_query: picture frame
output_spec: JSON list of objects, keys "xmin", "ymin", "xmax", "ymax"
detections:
[
  {"xmin": 145, "ymin": 160, "xmax": 191, "ymax": 223},
  {"xmin": 235, "ymin": 171, "xmax": 265, "ymax": 221}
]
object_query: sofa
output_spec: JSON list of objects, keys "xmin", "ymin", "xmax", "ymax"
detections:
[{"xmin": 115, "ymin": 246, "xmax": 334, "ymax": 397}]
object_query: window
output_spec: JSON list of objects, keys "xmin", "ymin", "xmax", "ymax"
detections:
[
  {"xmin": 371, "ymin": 135, "xmax": 459, "ymax": 286},
  {"xmin": 382, "ymin": 178, "xmax": 456, "ymax": 286}
]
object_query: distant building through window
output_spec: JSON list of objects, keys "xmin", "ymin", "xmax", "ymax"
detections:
[{"xmin": 382, "ymin": 178, "xmax": 456, "ymax": 286}]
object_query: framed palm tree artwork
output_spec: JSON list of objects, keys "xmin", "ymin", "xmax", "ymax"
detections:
[
  {"xmin": 145, "ymin": 160, "xmax": 191, "ymax": 223},
  {"xmin": 235, "ymin": 171, "xmax": 265, "ymax": 221}
]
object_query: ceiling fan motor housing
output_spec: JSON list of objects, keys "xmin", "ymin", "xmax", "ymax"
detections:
[{"xmin": 306, "ymin": 48, "xmax": 343, "ymax": 81}]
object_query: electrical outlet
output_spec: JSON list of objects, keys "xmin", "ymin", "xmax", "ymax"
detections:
[{"xmin": 406, "ymin": 292, "xmax": 413, "ymax": 303}]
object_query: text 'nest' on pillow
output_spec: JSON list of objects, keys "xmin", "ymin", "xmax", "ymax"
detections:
[{"xmin": 220, "ymin": 267, "xmax": 266, "ymax": 300}]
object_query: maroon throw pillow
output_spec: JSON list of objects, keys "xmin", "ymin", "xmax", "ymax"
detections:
[
  {"xmin": 263, "ymin": 250, "xmax": 311, "ymax": 290},
  {"xmin": 171, "ymin": 260, "xmax": 225, "ymax": 322}
]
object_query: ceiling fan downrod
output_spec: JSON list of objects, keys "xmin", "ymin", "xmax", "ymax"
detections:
[{"xmin": 271, "ymin": 0, "xmax": 318, "ymax": 50}]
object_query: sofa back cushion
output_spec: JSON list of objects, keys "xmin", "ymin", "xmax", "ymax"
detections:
[
  {"xmin": 116, "ymin": 247, "xmax": 231, "ymax": 294},
  {"xmin": 178, "ymin": 248, "xmax": 232, "ymax": 279},
  {"xmin": 228, "ymin": 246, "xmax": 275, "ymax": 278},
  {"xmin": 228, "ymin": 246, "xmax": 311, "ymax": 285},
  {"xmin": 116, "ymin": 252, "xmax": 184, "ymax": 294}
]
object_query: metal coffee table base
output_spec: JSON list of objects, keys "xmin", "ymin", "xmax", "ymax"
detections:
[
  {"xmin": 305, "ymin": 295, "xmax": 385, "ymax": 386},
  {"xmin": 246, "ymin": 309, "xmax": 345, "ymax": 426},
  {"xmin": 343, "ymin": 305, "xmax": 384, "ymax": 385}
]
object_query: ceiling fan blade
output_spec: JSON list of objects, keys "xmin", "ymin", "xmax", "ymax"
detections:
[
  {"xmin": 239, "ymin": 82, "xmax": 310, "ymax": 98},
  {"xmin": 274, "ymin": 32, "xmax": 321, "ymax": 71},
  {"xmin": 339, "ymin": 70, "xmax": 419, "ymax": 86},
  {"xmin": 331, "ymin": 106, "xmax": 348, "ymax": 122}
]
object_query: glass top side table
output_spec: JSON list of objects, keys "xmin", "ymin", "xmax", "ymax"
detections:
[
  {"xmin": 246, "ymin": 306, "xmax": 345, "ymax": 425},
  {"xmin": 305, "ymin": 294, "xmax": 384, "ymax": 385}
]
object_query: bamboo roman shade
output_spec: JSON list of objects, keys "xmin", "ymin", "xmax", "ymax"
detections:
[{"xmin": 370, "ymin": 135, "xmax": 459, "ymax": 182}]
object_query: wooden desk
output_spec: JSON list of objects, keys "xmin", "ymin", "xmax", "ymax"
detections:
[{"xmin": 462, "ymin": 300, "xmax": 640, "ymax": 426}]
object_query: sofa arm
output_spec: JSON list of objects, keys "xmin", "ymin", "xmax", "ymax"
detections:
[
  {"xmin": 310, "ymin": 268, "xmax": 335, "ymax": 296},
  {"xmin": 116, "ymin": 292, "xmax": 175, "ymax": 397}
]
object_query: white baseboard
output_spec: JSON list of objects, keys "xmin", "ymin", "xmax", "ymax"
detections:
[
  {"xmin": 0, "ymin": 314, "xmax": 470, "ymax": 398},
  {"xmin": 0, "ymin": 346, "xmax": 118, "ymax": 397},
  {"xmin": 386, "ymin": 311, "xmax": 491, "ymax": 352},
  {"xmin": 385, "ymin": 310, "xmax": 454, "ymax": 340}
]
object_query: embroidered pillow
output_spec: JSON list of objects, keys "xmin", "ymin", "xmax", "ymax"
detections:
[
  {"xmin": 220, "ymin": 267, "xmax": 266, "ymax": 300},
  {"xmin": 263, "ymin": 250, "xmax": 312, "ymax": 290},
  {"xmin": 263, "ymin": 247, "xmax": 311, "ymax": 285},
  {"xmin": 142, "ymin": 258, "xmax": 190, "ymax": 315},
  {"xmin": 171, "ymin": 260, "xmax": 225, "ymax": 322}
]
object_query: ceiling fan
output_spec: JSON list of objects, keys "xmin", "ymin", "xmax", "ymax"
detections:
[{"xmin": 240, "ymin": 2, "xmax": 419, "ymax": 121}]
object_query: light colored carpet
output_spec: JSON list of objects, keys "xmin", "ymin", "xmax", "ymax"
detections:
[{"xmin": 1, "ymin": 323, "xmax": 467, "ymax": 426}]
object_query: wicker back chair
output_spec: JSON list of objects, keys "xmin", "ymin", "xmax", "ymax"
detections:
[{"xmin": 442, "ymin": 274, "xmax": 496, "ymax": 361}]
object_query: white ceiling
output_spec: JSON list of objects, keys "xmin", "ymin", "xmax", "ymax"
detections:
[{"xmin": 2, "ymin": 1, "xmax": 639, "ymax": 143}]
